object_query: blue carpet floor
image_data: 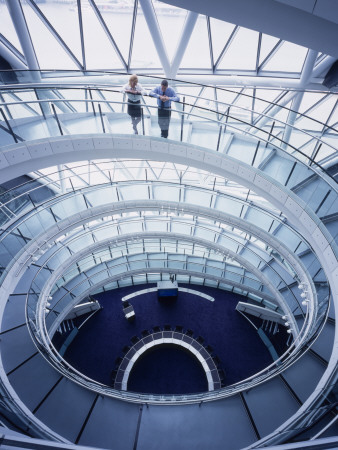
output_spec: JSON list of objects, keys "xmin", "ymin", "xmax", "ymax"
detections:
[
  {"xmin": 64, "ymin": 284, "xmax": 286, "ymax": 393},
  {"xmin": 128, "ymin": 345, "xmax": 208, "ymax": 394}
]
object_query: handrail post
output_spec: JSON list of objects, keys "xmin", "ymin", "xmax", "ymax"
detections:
[
  {"xmin": 216, "ymin": 125, "xmax": 222, "ymax": 152},
  {"xmin": 180, "ymin": 96, "xmax": 185, "ymax": 142},
  {"xmin": 223, "ymin": 106, "xmax": 230, "ymax": 132},
  {"xmin": 88, "ymin": 88, "xmax": 96, "ymax": 116},
  {"xmin": 310, "ymin": 143, "xmax": 322, "ymax": 166},
  {"xmin": 51, "ymin": 103, "xmax": 63, "ymax": 136},
  {"xmin": 0, "ymin": 107, "xmax": 18, "ymax": 143},
  {"xmin": 141, "ymin": 108, "xmax": 145, "ymax": 135},
  {"xmin": 265, "ymin": 120, "xmax": 275, "ymax": 148},
  {"xmin": 98, "ymin": 104, "xmax": 105, "ymax": 133}
]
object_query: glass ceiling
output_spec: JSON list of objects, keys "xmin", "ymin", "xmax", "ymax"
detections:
[
  {"xmin": 1, "ymin": 0, "xmax": 337, "ymax": 150},
  {"xmin": 1, "ymin": 0, "xmax": 337, "ymax": 145},
  {"xmin": 0, "ymin": 0, "xmax": 321, "ymax": 75}
]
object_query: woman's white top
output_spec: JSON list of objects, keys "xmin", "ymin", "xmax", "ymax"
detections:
[{"xmin": 121, "ymin": 83, "xmax": 146, "ymax": 101}]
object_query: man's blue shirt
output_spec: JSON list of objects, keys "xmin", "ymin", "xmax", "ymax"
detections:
[{"xmin": 150, "ymin": 86, "xmax": 180, "ymax": 108}]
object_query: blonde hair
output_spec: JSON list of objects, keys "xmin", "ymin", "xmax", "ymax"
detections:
[{"xmin": 129, "ymin": 74, "xmax": 138, "ymax": 85}]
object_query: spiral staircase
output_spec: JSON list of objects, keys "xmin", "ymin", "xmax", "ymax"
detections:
[{"xmin": 0, "ymin": 73, "xmax": 337, "ymax": 449}]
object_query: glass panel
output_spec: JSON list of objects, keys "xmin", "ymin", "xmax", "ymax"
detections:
[
  {"xmin": 90, "ymin": 269, "xmax": 109, "ymax": 285},
  {"xmin": 298, "ymin": 92, "xmax": 327, "ymax": 115},
  {"xmin": 204, "ymin": 279, "xmax": 217, "ymax": 287},
  {"xmin": 171, "ymin": 220, "xmax": 192, "ymax": 235},
  {"xmin": 245, "ymin": 208, "xmax": 273, "ymax": 231},
  {"xmin": 35, "ymin": 0, "xmax": 82, "ymax": 63},
  {"xmin": 21, "ymin": 3, "xmax": 78, "ymax": 70},
  {"xmin": 102, "ymin": 281, "xmax": 118, "ymax": 290},
  {"xmin": 225, "ymin": 271, "xmax": 241, "ymax": 283},
  {"xmin": 194, "ymin": 226, "xmax": 215, "ymax": 241},
  {"xmin": 129, "ymin": 259, "xmax": 147, "ymax": 270},
  {"xmin": 50, "ymin": 195, "xmax": 87, "ymax": 220},
  {"xmin": 153, "ymin": 185, "xmax": 180, "ymax": 201},
  {"xmin": 119, "ymin": 277, "xmax": 133, "ymax": 287},
  {"xmin": 218, "ymin": 27, "xmax": 259, "ymax": 70},
  {"xmin": 132, "ymin": 274, "xmax": 147, "ymax": 285},
  {"xmin": 301, "ymin": 96, "xmax": 337, "ymax": 125},
  {"xmin": 81, "ymin": 0, "xmax": 124, "ymax": 69},
  {"xmin": 185, "ymin": 188, "xmax": 212, "ymax": 207},
  {"xmin": 67, "ymin": 234, "xmax": 95, "ymax": 253},
  {"xmin": 153, "ymin": 0, "xmax": 187, "ymax": 62},
  {"xmin": 210, "ymin": 18, "xmax": 236, "ymax": 64},
  {"xmin": 71, "ymin": 279, "xmax": 92, "ymax": 296},
  {"xmin": 85, "ymin": 186, "xmax": 118, "ymax": 205},
  {"xmin": 130, "ymin": 3, "xmax": 161, "ymax": 69},
  {"xmin": 3, "ymin": 91, "xmax": 40, "ymax": 119},
  {"xmin": 120, "ymin": 184, "xmax": 148, "ymax": 200},
  {"xmin": 259, "ymin": 34, "xmax": 280, "ymax": 66},
  {"xmin": 93, "ymin": 0, "xmax": 135, "ymax": 63},
  {"xmin": 168, "ymin": 259, "xmax": 185, "ymax": 270},
  {"xmin": 109, "ymin": 263, "xmax": 129, "ymax": 276},
  {"xmin": 179, "ymin": 15, "xmax": 211, "ymax": 69},
  {"xmin": 32, "ymin": 269, "xmax": 50, "ymax": 292},
  {"xmin": 145, "ymin": 219, "xmax": 167, "ymax": 232},
  {"xmin": 275, "ymin": 226, "xmax": 301, "ymax": 251},
  {"xmin": 253, "ymin": 88, "xmax": 284, "ymax": 114},
  {"xmin": 263, "ymin": 42, "xmax": 308, "ymax": 73},
  {"xmin": 119, "ymin": 221, "xmax": 143, "ymax": 234}
]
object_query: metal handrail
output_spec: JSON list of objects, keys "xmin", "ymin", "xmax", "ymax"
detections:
[
  {"xmin": 25, "ymin": 289, "xmax": 329, "ymax": 406},
  {"xmin": 0, "ymin": 177, "xmax": 320, "ymax": 290},
  {"xmin": 0, "ymin": 162, "xmax": 277, "ymax": 214},
  {"xmin": 22, "ymin": 203, "xmax": 328, "ymax": 403},
  {"xmin": 1, "ymin": 69, "xmax": 337, "ymax": 134},
  {"xmin": 0, "ymin": 72, "xmax": 333, "ymax": 420},
  {"xmin": 0, "ymin": 81, "xmax": 337, "ymax": 186}
]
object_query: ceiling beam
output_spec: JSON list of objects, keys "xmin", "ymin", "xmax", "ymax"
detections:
[{"xmin": 160, "ymin": 0, "xmax": 338, "ymax": 58}]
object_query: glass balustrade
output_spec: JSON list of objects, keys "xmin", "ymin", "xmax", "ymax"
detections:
[
  {"xmin": 0, "ymin": 71, "xmax": 334, "ymax": 406},
  {"xmin": 0, "ymin": 70, "xmax": 337, "ymax": 173},
  {"xmin": 0, "ymin": 177, "xmax": 321, "ymax": 294},
  {"xmin": 19, "ymin": 198, "xmax": 328, "ymax": 403},
  {"xmin": 0, "ymin": 72, "xmax": 337, "ymax": 252}
]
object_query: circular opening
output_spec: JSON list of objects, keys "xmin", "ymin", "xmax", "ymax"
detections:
[
  {"xmin": 61, "ymin": 284, "xmax": 289, "ymax": 401},
  {"xmin": 127, "ymin": 344, "xmax": 208, "ymax": 394}
]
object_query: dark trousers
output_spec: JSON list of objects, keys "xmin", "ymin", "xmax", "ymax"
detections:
[
  {"xmin": 128, "ymin": 100, "xmax": 141, "ymax": 130},
  {"xmin": 158, "ymin": 108, "xmax": 171, "ymax": 138}
]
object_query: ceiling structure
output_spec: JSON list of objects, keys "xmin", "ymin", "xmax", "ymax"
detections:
[{"xmin": 0, "ymin": 0, "xmax": 336, "ymax": 85}]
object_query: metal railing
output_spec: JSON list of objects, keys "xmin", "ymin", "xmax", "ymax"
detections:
[
  {"xmin": 0, "ymin": 71, "xmax": 335, "ymax": 440},
  {"xmin": 0, "ymin": 70, "xmax": 337, "ymax": 185}
]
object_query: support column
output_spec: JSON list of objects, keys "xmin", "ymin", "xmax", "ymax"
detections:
[
  {"xmin": 5, "ymin": 0, "xmax": 40, "ymax": 73},
  {"xmin": 0, "ymin": 39, "xmax": 27, "ymax": 70},
  {"xmin": 5, "ymin": 2, "xmax": 55, "ymax": 120},
  {"xmin": 169, "ymin": 11, "xmax": 199, "ymax": 78},
  {"xmin": 281, "ymin": 50, "xmax": 318, "ymax": 149},
  {"xmin": 138, "ymin": 0, "xmax": 171, "ymax": 77}
]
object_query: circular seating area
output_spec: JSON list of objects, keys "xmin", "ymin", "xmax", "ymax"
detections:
[{"xmin": 112, "ymin": 326, "xmax": 225, "ymax": 392}]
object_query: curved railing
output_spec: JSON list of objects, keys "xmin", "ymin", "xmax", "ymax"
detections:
[
  {"xmin": 0, "ymin": 70, "xmax": 337, "ymax": 187},
  {"xmin": 26, "ymin": 284, "xmax": 329, "ymax": 406},
  {"xmin": 15, "ymin": 178, "xmax": 328, "ymax": 404},
  {"xmin": 1, "ymin": 175, "xmax": 321, "ymax": 315},
  {"xmin": 0, "ymin": 162, "xmax": 280, "ymax": 228},
  {"xmin": 0, "ymin": 72, "xmax": 335, "ymax": 441}
]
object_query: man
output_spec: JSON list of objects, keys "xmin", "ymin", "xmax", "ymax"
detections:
[{"xmin": 150, "ymin": 79, "xmax": 180, "ymax": 138}]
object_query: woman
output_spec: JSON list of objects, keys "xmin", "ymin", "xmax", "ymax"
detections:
[{"xmin": 121, "ymin": 75, "xmax": 146, "ymax": 134}]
